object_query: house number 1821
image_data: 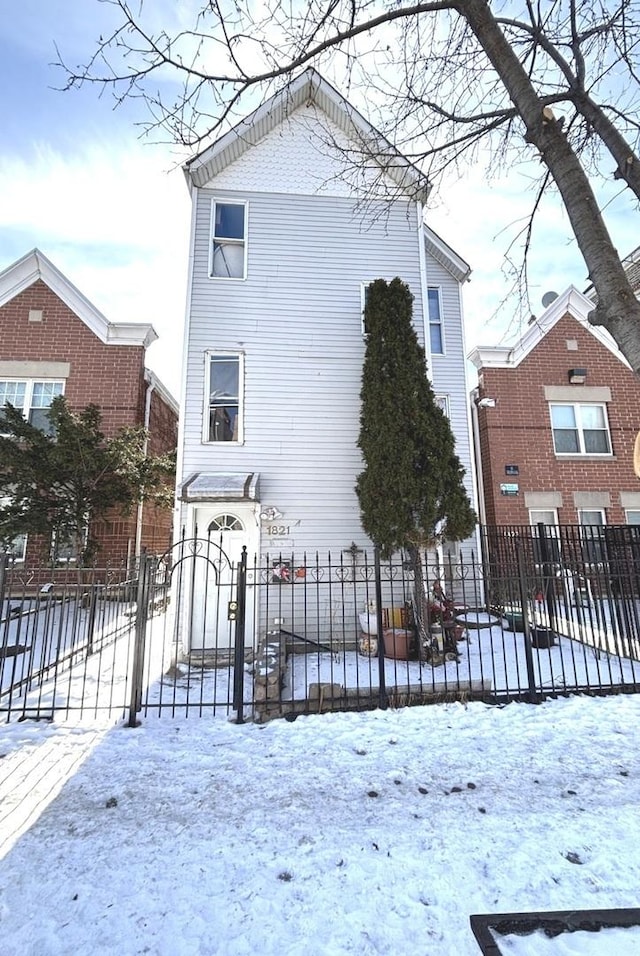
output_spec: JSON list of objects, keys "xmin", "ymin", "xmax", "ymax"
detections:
[{"xmin": 267, "ymin": 525, "xmax": 290, "ymax": 536}]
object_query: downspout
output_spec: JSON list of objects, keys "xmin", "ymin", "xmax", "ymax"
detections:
[
  {"xmin": 469, "ymin": 387, "xmax": 487, "ymax": 527},
  {"xmin": 135, "ymin": 372, "xmax": 156, "ymax": 560},
  {"xmin": 416, "ymin": 201, "xmax": 432, "ymax": 375}
]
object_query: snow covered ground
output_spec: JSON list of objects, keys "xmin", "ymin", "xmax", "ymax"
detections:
[{"xmin": 1, "ymin": 693, "xmax": 640, "ymax": 954}]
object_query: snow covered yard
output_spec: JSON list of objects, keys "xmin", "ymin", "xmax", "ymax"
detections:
[{"xmin": 1, "ymin": 694, "xmax": 640, "ymax": 954}]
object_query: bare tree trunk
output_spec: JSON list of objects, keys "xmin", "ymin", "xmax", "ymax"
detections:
[
  {"xmin": 573, "ymin": 92, "xmax": 640, "ymax": 201},
  {"xmin": 459, "ymin": 0, "xmax": 640, "ymax": 375}
]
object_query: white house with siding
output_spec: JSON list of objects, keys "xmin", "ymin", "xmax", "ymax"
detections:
[{"xmin": 175, "ymin": 69, "xmax": 477, "ymax": 648}]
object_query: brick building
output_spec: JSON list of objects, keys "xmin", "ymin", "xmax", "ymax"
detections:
[
  {"xmin": 0, "ymin": 249, "xmax": 178, "ymax": 565},
  {"xmin": 469, "ymin": 285, "xmax": 640, "ymax": 532}
]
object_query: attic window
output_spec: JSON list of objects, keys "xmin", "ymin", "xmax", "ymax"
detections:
[{"xmin": 211, "ymin": 201, "xmax": 247, "ymax": 279}]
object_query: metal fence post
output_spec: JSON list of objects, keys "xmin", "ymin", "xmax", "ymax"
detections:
[
  {"xmin": 232, "ymin": 546, "xmax": 247, "ymax": 723},
  {"xmin": 127, "ymin": 549, "xmax": 151, "ymax": 727},
  {"xmin": 537, "ymin": 521, "xmax": 558, "ymax": 634},
  {"xmin": 374, "ymin": 547, "xmax": 388, "ymax": 710},
  {"xmin": 0, "ymin": 552, "xmax": 7, "ymax": 614},
  {"xmin": 517, "ymin": 540, "xmax": 540, "ymax": 704}
]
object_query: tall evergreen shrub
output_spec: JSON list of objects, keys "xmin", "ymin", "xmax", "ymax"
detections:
[{"xmin": 356, "ymin": 277, "xmax": 476, "ymax": 558}]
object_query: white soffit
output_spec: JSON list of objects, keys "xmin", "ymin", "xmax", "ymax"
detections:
[
  {"xmin": 184, "ymin": 68, "xmax": 431, "ymax": 202},
  {"xmin": 0, "ymin": 248, "xmax": 158, "ymax": 348},
  {"xmin": 424, "ymin": 225, "xmax": 471, "ymax": 283},
  {"xmin": 468, "ymin": 285, "xmax": 631, "ymax": 370}
]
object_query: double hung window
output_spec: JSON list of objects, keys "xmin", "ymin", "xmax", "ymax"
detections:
[
  {"xmin": 205, "ymin": 353, "xmax": 243, "ymax": 443},
  {"xmin": 0, "ymin": 379, "xmax": 64, "ymax": 435},
  {"xmin": 578, "ymin": 509, "xmax": 606, "ymax": 566},
  {"xmin": 211, "ymin": 201, "xmax": 247, "ymax": 279},
  {"xmin": 529, "ymin": 509, "xmax": 561, "ymax": 566},
  {"xmin": 550, "ymin": 403, "xmax": 611, "ymax": 455},
  {"xmin": 427, "ymin": 287, "xmax": 444, "ymax": 354}
]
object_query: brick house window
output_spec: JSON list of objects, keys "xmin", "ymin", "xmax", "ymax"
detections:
[
  {"xmin": 578, "ymin": 509, "xmax": 606, "ymax": 565},
  {"xmin": 0, "ymin": 497, "xmax": 26, "ymax": 563},
  {"xmin": 549, "ymin": 402, "xmax": 611, "ymax": 455},
  {"xmin": 529, "ymin": 509, "xmax": 560, "ymax": 565},
  {"xmin": 0, "ymin": 379, "xmax": 64, "ymax": 435}
]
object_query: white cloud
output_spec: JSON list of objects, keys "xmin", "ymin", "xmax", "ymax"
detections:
[{"xmin": 0, "ymin": 142, "xmax": 191, "ymax": 398}]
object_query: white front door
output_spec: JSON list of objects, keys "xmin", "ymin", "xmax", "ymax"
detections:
[{"xmin": 190, "ymin": 506, "xmax": 258, "ymax": 651}]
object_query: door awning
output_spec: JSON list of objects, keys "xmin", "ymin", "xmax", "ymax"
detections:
[{"xmin": 179, "ymin": 472, "xmax": 260, "ymax": 502}]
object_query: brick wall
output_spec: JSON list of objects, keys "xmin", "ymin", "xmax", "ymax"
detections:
[
  {"xmin": 475, "ymin": 312, "xmax": 640, "ymax": 526},
  {"xmin": 1, "ymin": 280, "xmax": 177, "ymax": 565}
]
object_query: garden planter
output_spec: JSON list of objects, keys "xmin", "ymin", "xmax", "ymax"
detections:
[
  {"xmin": 504, "ymin": 609, "xmax": 525, "ymax": 632},
  {"xmin": 530, "ymin": 626, "xmax": 556, "ymax": 649},
  {"xmin": 383, "ymin": 628, "xmax": 412, "ymax": 660}
]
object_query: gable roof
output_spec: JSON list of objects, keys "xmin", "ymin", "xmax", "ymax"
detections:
[
  {"xmin": 0, "ymin": 249, "xmax": 158, "ymax": 348},
  {"xmin": 468, "ymin": 285, "xmax": 631, "ymax": 371},
  {"xmin": 184, "ymin": 68, "xmax": 431, "ymax": 202},
  {"xmin": 424, "ymin": 225, "xmax": 471, "ymax": 283}
]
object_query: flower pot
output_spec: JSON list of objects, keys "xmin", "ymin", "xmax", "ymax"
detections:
[
  {"xmin": 383, "ymin": 628, "xmax": 412, "ymax": 660},
  {"xmin": 504, "ymin": 610, "xmax": 525, "ymax": 632},
  {"xmin": 530, "ymin": 626, "xmax": 556, "ymax": 649}
]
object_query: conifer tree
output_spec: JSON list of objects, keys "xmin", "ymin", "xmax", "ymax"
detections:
[
  {"xmin": 0, "ymin": 397, "xmax": 175, "ymax": 565},
  {"xmin": 356, "ymin": 277, "xmax": 476, "ymax": 559}
]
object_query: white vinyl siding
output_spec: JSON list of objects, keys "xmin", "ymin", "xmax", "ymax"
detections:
[
  {"xmin": 183, "ymin": 189, "xmax": 426, "ymax": 554},
  {"xmin": 180, "ymin": 109, "xmax": 474, "ymax": 559}
]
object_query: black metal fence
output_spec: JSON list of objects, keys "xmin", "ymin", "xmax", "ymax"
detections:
[{"xmin": 2, "ymin": 525, "xmax": 640, "ymax": 724}]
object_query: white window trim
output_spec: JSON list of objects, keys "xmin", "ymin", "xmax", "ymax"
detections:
[
  {"xmin": 0, "ymin": 497, "xmax": 27, "ymax": 564},
  {"xmin": 625, "ymin": 510, "xmax": 640, "ymax": 525},
  {"xmin": 203, "ymin": 350, "xmax": 245, "ymax": 445},
  {"xmin": 360, "ymin": 283, "xmax": 371, "ymax": 338},
  {"xmin": 209, "ymin": 199, "xmax": 248, "ymax": 281},
  {"xmin": 549, "ymin": 401, "xmax": 612, "ymax": 457},
  {"xmin": 0, "ymin": 378, "xmax": 65, "ymax": 434},
  {"xmin": 578, "ymin": 508, "xmax": 606, "ymax": 527},
  {"xmin": 435, "ymin": 394, "xmax": 450, "ymax": 417},
  {"xmin": 427, "ymin": 286, "xmax": 445, "ymax": 355},
  {"xmin": 529, "ymin": 509, "xmax": 559, "ymax": 527},
  {"xmin": 529, "ymin": 509, "xmax": 561, "ymax": 566}
]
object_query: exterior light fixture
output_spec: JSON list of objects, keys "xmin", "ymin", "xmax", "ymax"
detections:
[{"xmin": 568, "ymin": 368, "xmax": 587, "ymax": 384}]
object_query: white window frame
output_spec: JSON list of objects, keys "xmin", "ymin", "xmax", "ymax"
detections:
[
  {"xmin": 427, "ymin": 286, "xmax": 445, "ymax": 355},
  {"xmin": 578, "ymin": 508, "xmax": 607, "ymax": 567},
  {"xmin": 0, "ymin": 497, "xmax": 27, "ymax": 563},
  {"xmin": 361, "ymin": 283, "xmax": 372, "ymax": 337},
  {"xmin": 625, "ymin": 510, "xmax": 640, "ymax": 525},
  {"xmin": 209, "ymin": 200, "xmax": 248, "ymax": 280},
  {"xmin": 203, "ymin": 351, "xmax": 245, "ymax": 444},
  {"xmin": 529, "ymin": 509, "xmax": 561, "ymax": 566},
  {"xmin": 0, "ymin": 378, "xmax": 65, "ymax": 434},
  {"xmin": 549, "ymin": 402, "xmax": 612, "ymax": 456},
  {"xmin": 435, "ymin": 394, "xmax": 450, "ymax": 417}
]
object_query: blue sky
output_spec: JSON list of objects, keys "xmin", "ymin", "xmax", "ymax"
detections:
[{"xmin": 1, "ymin": 3, "xmax": 637, "ymax": 400}]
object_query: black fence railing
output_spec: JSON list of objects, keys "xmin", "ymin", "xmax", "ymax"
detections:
[{"xmin": 3, "ymin": 526, "xmax": 640, "ymax": 723}]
